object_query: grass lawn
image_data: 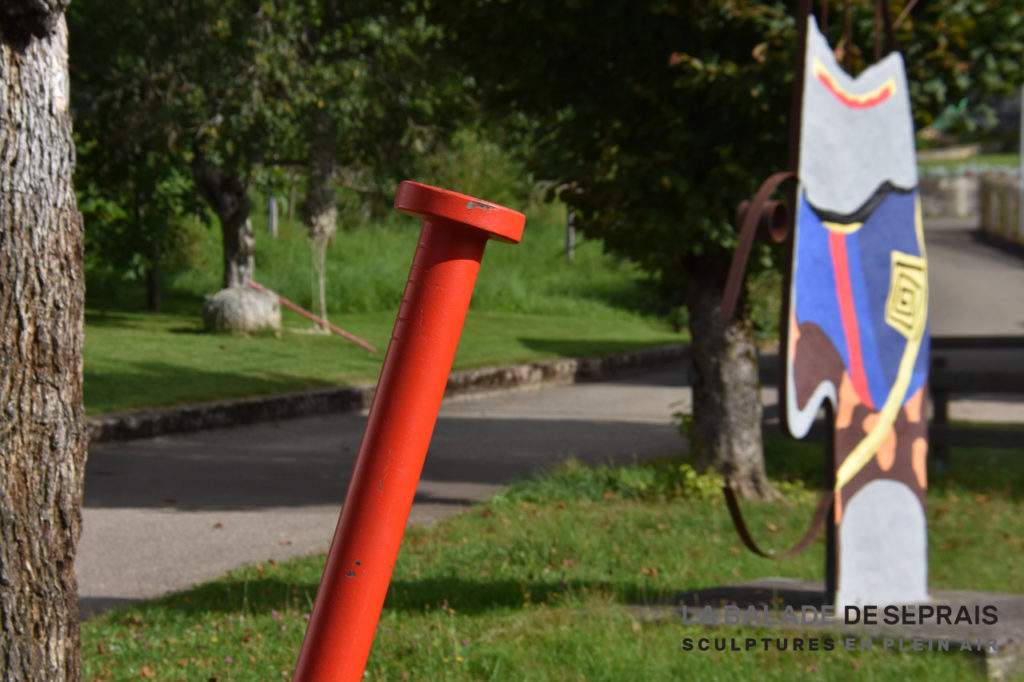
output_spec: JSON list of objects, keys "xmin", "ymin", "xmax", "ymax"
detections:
[
  {"xmin": 85, "ymin": 198, "xmax": 683, "ymax": 415},
  {"xmin": 81, "ymin": 438, "xmax": 1023, "ymax": 680},
  {"xmin": 918, "ymin": 153, "xmax": 1021, "ymax": 172},
  {"xmin": 84, "ymin": 308, "xmax": 680, "ymax": 415}
]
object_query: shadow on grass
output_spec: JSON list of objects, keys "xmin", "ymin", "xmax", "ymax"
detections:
[
  {"xmin": 517, "ymin": 337, "xmax": 682, "ymax": 359},
  {"xmin": 85, "ymin": 312, "xmax": 207, "ymax": 336},
  {"xmin": 84, "ymin": 360, "xmax": 339, "ymax": 416},
  {"xmin": 106, "ymin": 574, "xmax": 682, "ymax": 621},
  {"xmin": 86, "ymin": 283, "xmax": 207, "ymax": 317},
  {"xmin": 556, "ymin": 277, "xmax": 665, "ymax": 319},
  {"xmin": 85, "ymin": 309, "xmax": 162, "ymax": 330}
]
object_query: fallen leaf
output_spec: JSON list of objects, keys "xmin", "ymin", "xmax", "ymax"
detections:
[
  {"xmin": 139, "ymin": 665, "xmax": 156, "ymax": 679},
  {"xmin": 212, "ymin": 522, "xmax": 224, "ymax": 530}
]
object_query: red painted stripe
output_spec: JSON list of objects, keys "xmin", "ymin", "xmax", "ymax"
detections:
[
  {"xmin": 828, "ymin": 232, "xmax": 875, "ymax": 409},
  {"xmin": 816, "ymin": 70, "xmax": 893, "ymax": 109}
]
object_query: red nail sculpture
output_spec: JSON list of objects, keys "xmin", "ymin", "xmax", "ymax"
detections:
[{"xmin": 292, "ymin": 181, "xmax": 525, "ymax": 681}]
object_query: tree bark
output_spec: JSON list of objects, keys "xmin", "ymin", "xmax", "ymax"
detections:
[
  {"xmin": 192, "ymin": 157, "xmax": 254, "ymax": 289},
  {"xmin": 686, "ymin": 272, "xmax": 776, "ymax": 501},
  {"xmin": 145, "ymin": 263, "xmax": 161, "ymax": 312},
  {"xmin": 0, "ymin": 5, "xmax": 87, "ymax": 680}
]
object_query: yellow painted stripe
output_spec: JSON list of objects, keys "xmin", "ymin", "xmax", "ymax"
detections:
[
  {"xmin": 823, "ymin": 220, "xmax": 863, "ymax": 235},
  {"xmin": 813, "ymin": 57, "xmax": 897, "ymax": 108}
]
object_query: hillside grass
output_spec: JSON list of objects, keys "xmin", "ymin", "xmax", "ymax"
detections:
[
  {"xmin": 81, "ymin": 438, "xmax": 1023, "ymax": 680},
  {"xmin": 84, "ymin": 197, "xmax": 682, "ymax": 415},
  {"xmin": 84, "ymin": 308, "xmax": 680, "ymax": 415}
]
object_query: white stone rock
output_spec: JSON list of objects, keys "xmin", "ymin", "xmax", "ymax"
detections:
[{"xmin": 202, "ymin": 286, "xmax": 281, "ymax": 333}]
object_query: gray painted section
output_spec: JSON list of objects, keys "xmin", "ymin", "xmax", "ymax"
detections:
[
  {"xmin": 799, "ymin": 17, "xmax": 918, "ymax": 216},
  {"xmin": 837, "ymin": 479, "xmax": 929, "ymax": 609}
]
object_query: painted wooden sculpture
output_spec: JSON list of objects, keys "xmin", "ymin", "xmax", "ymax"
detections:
[
  {"xmin": 721, "ymin": 9, "xmax": 929, "ymax": 609},
  {"xmin": 788, "ymin": 16, "xmax": 929, "ymax": 608}
]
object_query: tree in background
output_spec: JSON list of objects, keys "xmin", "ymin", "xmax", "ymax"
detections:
[
  {"xmin": 433, "ymin": 1, "xmax": 794, "ymax": 499},
  {"xmin": 0, "ymin": 1, "xmax": 86, "ymax": 677},
  {"xmin": 71, "ymin": 0, "xmax": 299, "ymax": 311},
  {"xmin": 276, "ymin": 1, "xmax": 457, "ymax": 326},
  {"xmin": 70, "ymin": 3, "xmax": 205, "ymax": 311},
  {"xmin": 432, "ymin": 0, "xmax": 1024, "ymax": 499},
  {"xmin": 72, "ymin": 1, "xmax": 458, "ymax": 320},
  {"xmin": 74, "ymin": 148, "xmax": 198, "ymax": 312}
]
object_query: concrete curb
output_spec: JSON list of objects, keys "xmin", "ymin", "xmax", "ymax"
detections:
[{"xmin": 87, "ymin": 343, "xmax": 689, "ymax": 443}]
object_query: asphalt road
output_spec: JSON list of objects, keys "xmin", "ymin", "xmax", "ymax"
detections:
[
  {"xmin": 78, "ymin": 368, "xmax": 691, "ymax": 616},
  {"xmin": 926, "ymin": 217, "xmax": 1024, "ymax": 336},
  {"xmin": 77, "ymin": 217, "xmax": 1024, "ymax": 617}
]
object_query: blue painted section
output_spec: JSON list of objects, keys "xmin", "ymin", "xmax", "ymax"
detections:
[
  {"xmin": 792, "ymin": 189, "xmax": 928, "ymax": 408},
  {"xmin": 793, "ymin": 195, "xmax": 849, "ymax": 370},
  {"xmin": 852, "ymin": 190, "xmax": 928, "ymax": 402}
]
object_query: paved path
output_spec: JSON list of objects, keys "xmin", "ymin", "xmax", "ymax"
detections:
[
  {"xmin": 925, "ymin": 217, "xmax": 1024, "ymax": 336},
  {"xmin": 77, "ymin": 217, "xmax": 1024, "ymax": 616},
  {"xmin": 78, "ymin": 368, "xmax": 690, "ymax": 616}
]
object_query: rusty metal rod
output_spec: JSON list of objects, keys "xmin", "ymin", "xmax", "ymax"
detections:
[{"xmin": 247, "ymin": 280, "xmax": 377, "ymax": 354}]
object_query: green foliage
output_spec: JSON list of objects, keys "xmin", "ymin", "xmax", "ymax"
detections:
[
  {"xmin": 69, "ymin": 0, "xmax": 283, "ymax": 297},
  {"xmin": 748, "ymin": 268, "xmax": 783, "ymax": 341},
  {"xmin": 69, "ymin": 2, "xmax": 210, "ymax": 302},
  {"xmin": 432, "ymin": 0, "xmax": 1024, "ymax": 305},
  {"xmin": 76, "ymin": 143, "xmax": 202, "ymax": 291},
  {"xmin": 897, "ymin": 1, "xmax": 1024, "ymax": 132},
  {"xmin": 246, "ymin": 0, "xmax": 464, "ymax": 224},
  {"xmin": 414, "ymin": 127, "xmax": 536, "ymax": 210},
  {"xmin": 493, "ymin": 459, "xmax": 724, "ymax": 505},
  {"xmin": 431, "ymin": 1, "xmax": 797, "ymax": 301},
  {"xmin": 70, "ymin": 0, "xmax": 460, "ymax": 294}
]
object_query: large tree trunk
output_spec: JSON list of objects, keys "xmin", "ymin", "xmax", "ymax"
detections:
[
  {"xmin": 0, "ymin": 5, "xmax": 87, "ymax": 680},
  {"xmin": 192, "ymin": 157, "xmax": 254, "ymax": 289},
  {"xmin": 686, "ymin": 272, "xmax": 776, "ymax": 501}
]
